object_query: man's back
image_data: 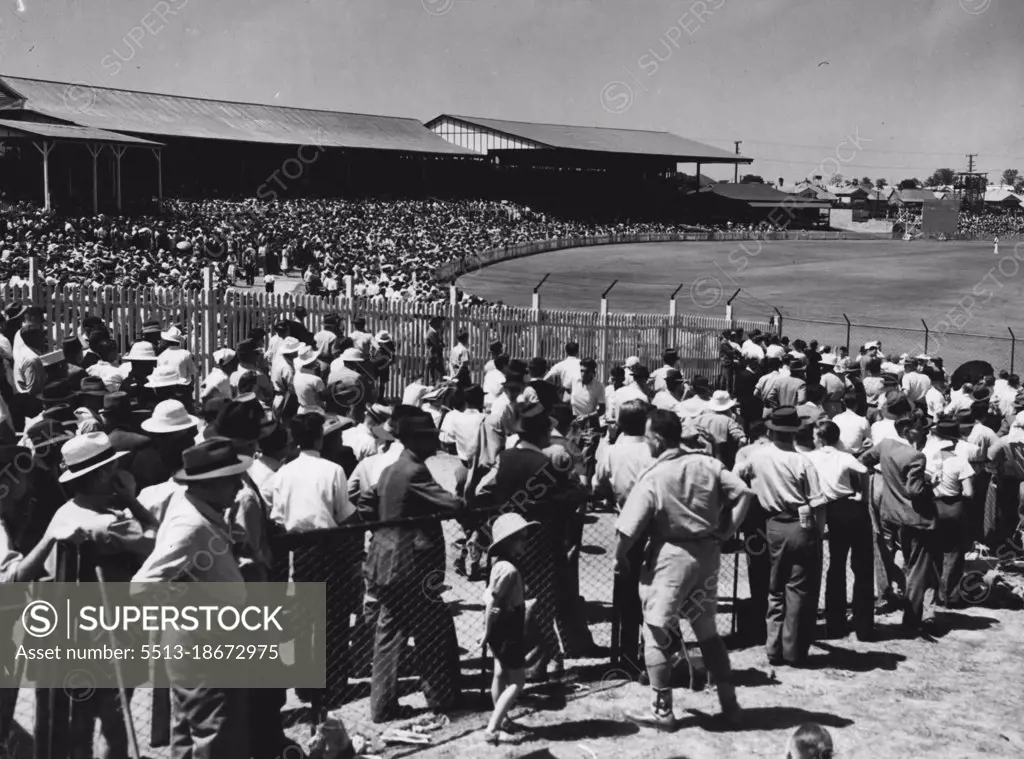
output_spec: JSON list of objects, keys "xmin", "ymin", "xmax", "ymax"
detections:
[{"xmin": 861, "ymin": 437, "xmax": 935, "ymax": 528}]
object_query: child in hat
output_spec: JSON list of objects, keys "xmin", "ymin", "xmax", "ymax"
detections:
[
  {"xmin": 481, "ymin": 512, "xmax": 537, "ymax": 745},
  {"xmin": 784, "ymin": 722, "xmax": 834, "ymax": 758}
]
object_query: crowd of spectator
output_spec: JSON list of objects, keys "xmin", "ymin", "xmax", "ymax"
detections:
[
  {"xmin": 0, "ymin": 199, "xmax": 703, "ymax": 304},
  {"xmin": 958, "ymin": 209, "xmax": 1024, "ymax": 237}
]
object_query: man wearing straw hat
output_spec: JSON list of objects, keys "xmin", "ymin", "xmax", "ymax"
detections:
[
  {"xmin": 615, "ymin": 409, "xmax": 752, "ymax": 730},
  {"xmin": 693, "ymin": 390, "xmax": 747, "ymax": 469},
  {"xmin": 132, "ymin": 438, "xmax": 258, "ymax": 759},
  {"xmin": 200, "ymin": 348, "xmax": 238, "ymax": 404},
  {"xmin": 157, "ymin": 326, "xmax": 198, "ymax": 389},
  {"xmin": 47, "ymin": 432, "xmax": 159, "ymax": 758}
]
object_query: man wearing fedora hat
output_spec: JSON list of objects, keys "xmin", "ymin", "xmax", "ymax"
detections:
[
  {"xmin": 120, "ymin": 341, "xmax": 159, "ymax": 407},
  {"xmin": 651, "ymin": 348, "xmax": 680, "ymax": 394},
  {"xmin": 368, "ymin": 409, "xmax": 463, "ymax": 722},
  {"xmin": 133, "ymin": 438, "xmax": 256, "ymax": 759},
  {"xmin": 735, "ymin": 407, "xmax": 827, "ymax": 666},
  {"xmin": 132, "ymin": 400, "xmax": 202, "ymax": 497},
  {"xmin": 231, "ymin": 338, "xmax": 274, "ymax": 407},
  {"xmin": 369, "ymin": 330, "xmax": 396, "ymax": 399},
  {"xmin": 615, "ymin": 408, "xmax": 752, "ymax": 729},
  {"xmin": 477, "ymin": 359, "xmax": 528, "ymax": 470}
]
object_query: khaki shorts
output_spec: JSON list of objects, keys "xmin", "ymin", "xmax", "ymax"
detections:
[{"xmin": 639, "ymin": 540, "xmax": 721, "ymax": 640}]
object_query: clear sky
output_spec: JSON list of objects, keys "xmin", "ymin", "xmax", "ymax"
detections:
[{"xmin": 1, "ymin": 0, "xmax": 1021, "ymax": 183}]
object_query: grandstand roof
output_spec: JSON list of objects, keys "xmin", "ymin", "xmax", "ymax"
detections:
[
  {"xmin": 427, "ymin": 114, "xmax": 751, "ymax": 163},
  {"xmin": 0, "ymin": 117, "xmax": 161, "ymax": 146},
  {"xmin": 0, "ymin": 76, "xmax": 475, "ymax": 155},
  {"xmin": 895, "ymin": 188, "xmax": 937, "ymax": 204},
  {"xmin": 696, "ymin": 183, "xmax": 828, "ymax": 207}
]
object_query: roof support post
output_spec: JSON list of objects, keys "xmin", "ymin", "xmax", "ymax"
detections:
[
  {"xmin": 111, "ymin": 145, "xmax": 128, "ymax": 213},
  {"xmin": 696, "ymin": 161, "xmax": 702, "ymax": 190},
  {"xmin": 32, "ymin": 140, "xmax": 55, "ymax": 211},
  {"xmin": 86, "ymin": 144, "xmax": 104, "ymax": 216},
  {"xmin": 151, "ymin": 147, "xmax": 163, "ymax": 211}
]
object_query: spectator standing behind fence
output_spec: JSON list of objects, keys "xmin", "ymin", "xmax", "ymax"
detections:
[
  {"xmin": 366, "ymin": 409, "xmax": 463, "ymax": 723},
  {"xmin": 264, "ymin": 413, "xmax": 358, "ymax": 709},
  {"xmin": 615, "ymin": 410, "xmax": 751, "ymax": 730},
  {"xmin": 425, "ymin": 316, "xmax": 445, "ymax": 383},
  {"xmin": 734, "ymin": 407, "xmax": 826, "ymax": 667},
  {"xmin": 132, "ymin": 439, "xmax": 255, "ymax": 759}
]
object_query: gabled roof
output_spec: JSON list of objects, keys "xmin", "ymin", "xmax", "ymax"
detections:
[
  {"xmin": 0, "ymin": 75, "xmax": 474, "ymax": 155},
  {"xmin": 896, "ymin": 188, "xmax": 937, "ymax": 203},
  {"xmin": 0, "ymin": 117, "xmax": 161, "ymax": 146},
  {"xmin": 427, "ymin": 114, "xmax": 751, "ymax": 162},
  {"xmin": 826, "ymin": 185, "xmax": 871, "ymax": 198},
  {"xmin": 693, "ymin": 183, "xmax": 830, "ymax": 207},
  {"xmin": 778, "ymin": 182, "xmax": 838, "ymax": 201}
]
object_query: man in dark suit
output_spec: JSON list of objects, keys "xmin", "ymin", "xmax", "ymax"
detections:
[
  {"xmin": 367, "ymin": 410, "xmax": 462, "ymax": 722},
  {"xmin": 425, "ymin": 316, "xmax": 445, "ymax": 383},
  {"xmin": 860, "ymin": 417, "xmax": 939, "ymax": 635}
]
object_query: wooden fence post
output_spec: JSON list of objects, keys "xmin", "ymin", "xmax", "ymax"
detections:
[
  {"xmin": 344, "ymin": 275, "xmax": 354, "ymax": 331},
  {"xmin": 201, "ymin": 267, "xmax": 215, "ymax": 378},
  {"xmin": 532, "ymin": 290, "xmax": 541, "ymax": 358},
  {"xmin": 599, "ymin": 297, "xmax": 610, "ymax": 380},
  {"xmin": 449, "ymin": 285, "xmax": 459, "ymax": 352}
]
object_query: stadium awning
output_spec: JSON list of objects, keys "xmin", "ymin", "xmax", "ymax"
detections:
[
  {"xmin": 426, "ymin": 114, "xmax": 752, "ymax": 164},
  {"xmin": 0, "ymin": 75, "xmax": 475, "ymax": 155},
  {"xmin": 0, "ymin": 117, "xmax": 165, "ymax": 214},
  {"xmin": 0, "ymin": 118, "xmax": 162, "ymax": 146}
]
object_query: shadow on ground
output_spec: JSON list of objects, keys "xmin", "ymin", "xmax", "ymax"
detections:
[{"xmin": 677, "ymin": 705, "xmax": 854, "ymax": 733}]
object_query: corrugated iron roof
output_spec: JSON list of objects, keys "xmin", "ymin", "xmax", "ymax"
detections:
[
  {"xmin": 430, "ymin": 114, "xmax": 750, "ymax": 162},
  {"xmin": 698, "ymin": 183, "xmax": 825, "ymax": 204},
  {"xmin": 0, "ymin": 117, "xmax": 161, "ymax": 146},
  {"xmin": 0, "ymin": 76, "xmax": 475, "ymax": 155}
]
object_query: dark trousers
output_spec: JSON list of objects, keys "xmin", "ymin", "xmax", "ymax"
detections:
[
  {"xmin": 898, "ymin": 525, "xmax": 940, "ymax": 629},
  {"xmin": 614, "ymin": 541, "xmax": 647, "ymax": 676},
  {"xmin": 170, "ymin": 686, "xmax": 248, "ymax": 759},
  {"xmin": 870, "ymin": 475, "xmax": 906, "ymax": 599},
  {"xmin": 293, "ymin": 543, "xmax": 361, "ymax": 706},
  {"xmin": 370, "ymin": 579, "xmax": 460, "ymax": 722},
  {"xmin": 56, "ymin": 687, "xmax": 131, "ymax": 759},
  {"xmin": 825, "ymin": 499, "xmax": 874, "ymax": 635},
  {"xmin": 264, "ymin": 282, "xmax": 273, "ymax": 293},
  {"xmin": 766, "ymin": 514, "xmax": 821, "ymax": 664},
  {"xmin": 934, "ymin": 498, "xmax": 967, "ymax": 607},
  {"xmin": 739, "ymin": 502, "xmax": 770, "ymax": 644}
]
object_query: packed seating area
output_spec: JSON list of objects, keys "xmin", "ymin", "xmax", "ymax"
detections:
[
  {"xmin": 958, "ymin": 209, "xmax": 1024, "ymax": 237},
  {"xmin": 0, "ymin": 199, "xmax": 704, "ymax": 302}
]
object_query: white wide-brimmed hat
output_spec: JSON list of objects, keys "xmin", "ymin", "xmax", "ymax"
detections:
[
  {"xmin": 280, "ymin": 337, "xmax": 302, "ymax": 355},
  {"xmin": 706, "ymin": 390, "xmax": 737, "ymax": 412},
  {"xmin": 125, "ymin": 342, "xmax": 157, "ymax": 362},
  {"xmin": 213, "ymin": 348, "xmax": 237, "ymax": 366},
  {"xmin": 340, "ymin": 347, "xmax": 364, "ymax": 362},
  {"xmin": 59, "ymin": 432, "xmax": 129, "ymax": 483},
  {"xmin": 145, "ymin": 366, "xmax": 191, "ymax": 388},
  {"xmin": 160, "ymin": 326, "xmax": 184, "ymax": 344},
  {"xmin": 487, "ymin": 513, "xmax": 539, "ymax": 556},
  {"xmin": 141, "ymin": 400, "xmax": 201, "ymax": 434},
  {"xmin": 294, "ymin": 347, "xmax": 321, "ymax": 369}
]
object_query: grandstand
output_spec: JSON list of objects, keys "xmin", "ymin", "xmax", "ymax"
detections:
[{"xmin": 0, "ymin": 75, "xmax": 751, "ymax": 220}]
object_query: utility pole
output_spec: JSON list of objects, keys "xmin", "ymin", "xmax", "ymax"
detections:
[
  {"xmin": 966, "ymin": 153, "xmax": 977, "ymax": 174},
  {"xmin": 734, "ymin": 141, "xmax": 742, "ymax": 184}
]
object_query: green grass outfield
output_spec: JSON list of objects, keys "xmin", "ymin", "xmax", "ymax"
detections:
[{"xmin": 458, "ymin": 238, "xmax": 1024, "ymax": 369}]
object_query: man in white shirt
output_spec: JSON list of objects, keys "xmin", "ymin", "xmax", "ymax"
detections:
[
  {"xmin": 676, "ymin": 376, "xmax": 712, "ymax": 423},
  {"xmin": 610, "ymin": 364, "xmax": 649, "ymax": 423},
  {"xmin": 86, "ymin": 338, "xmax": 129, "ymax": 393},
  {"xmin": 482, "ymin": 354, "xmax": 508, "ymax": 411},
  {"xmin": 871, "ymin": 392, "xmax": 912, "ymax": 445},
  {"xmin": 545, "ymin": 341, "xmax": 581, "ymax": 399},
  {"xmin": 901, "ymin": 357, "xmax": 931, "ymax": 405},
  {"xmin": 439, "ymin": 385, "xmax": 485, "ymax": 468},
  {"xmin": 264, "ymin": 412, "xmax": 357, "ymax": 707},
  {"xmin": 805, "ymin": 421, "xmax": 873, "ymax": 639},
  {"xmin": 994, "ymin": 373, "xmax": 1020, "ymax": 418},
  {"xmin": 157, "ymin": 327, "xmax": 198, "ymax": 388},
  {"xmin": 200, "ymin": 348, "xmax": 237, "ymax": 403},
  {"xmin": 343, "ymin": 404, "xmax": 387, "ymax": 463},
  {"xmin": 651, "ymin": 368, "xmax": 685, "ymax": 413},
  {"xmin": 833, "ymin": 392, "xmax": 871, "ymax": 453},
  {"xmin": 924, "ymin": 370, "xmax": 947, "ymax": 421},
  {"xmin": 741, "ymin": 330, "xmax": 765, "ymax": 362},
  {"xmin": 448, "ymin": 329, "xmax": 471, "ymax": 381},
  {"xmin": 650, "ymin": 349, "xmax": 679, "ymax": 394}
]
